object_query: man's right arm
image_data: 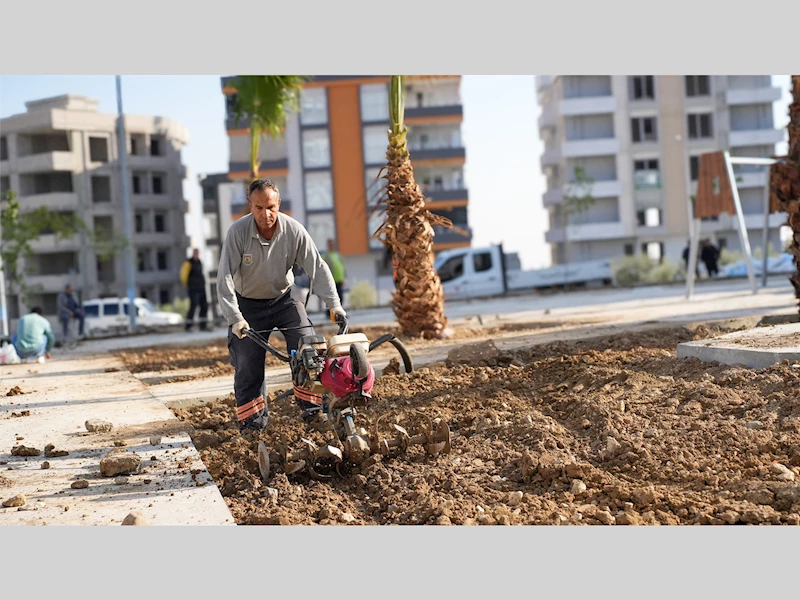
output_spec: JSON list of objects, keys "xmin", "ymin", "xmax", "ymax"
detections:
[{"xmin": 216, "ymin": 227, "xmax": 244, "ymax": 326}]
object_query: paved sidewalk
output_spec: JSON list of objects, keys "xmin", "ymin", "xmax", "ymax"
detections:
[{"xmin": 0, "ymin": 354, "xmax": 234, "ymax": 526}]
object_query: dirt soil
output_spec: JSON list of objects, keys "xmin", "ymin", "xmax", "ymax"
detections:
[
  {"xmin": 728, "ymin": 331, "xmax": 800, "ymax": 349},
  {"xmin": 169, "ymin": 323, "xmax": 800, "ymax": 525},
  {"xmin": 116, "ymin": 321, "xmax": 570, "ymax": 382}
]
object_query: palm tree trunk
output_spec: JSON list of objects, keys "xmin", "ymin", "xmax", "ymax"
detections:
[
  {"xmin": 250, "ymin": 123, "xmax": 261, "ymax": 179},
  {"xmin": 375, "ymin": 76, "xmax": 453, "ymax": 339},
  {"xmin": 770, "ymin": 75, "xmax": 800, "ymax": 313}
]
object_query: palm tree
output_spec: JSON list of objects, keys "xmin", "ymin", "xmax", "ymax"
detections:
[
  {"xmin": 373, "ymin": 76, "xmax": 453, "ymax": 339},
  {"xmin": 770, "ymin": 75, "xmax": 800, "ymax": 314},
  {"xmin": 229, "ymin": 76, "xmax": 308, "ymax": 179}
]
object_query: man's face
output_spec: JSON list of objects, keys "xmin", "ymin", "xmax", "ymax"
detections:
[
  {"xmin": 192, "ymin": 249, "xmax": 200, "ymax": 260},
  {"xmin": 66, "ymin": 285, "xmax": 73, "ymax": 295},
  {"xmin": 248, "ymin": 188, "xmax": 280, "ymax": 231}
]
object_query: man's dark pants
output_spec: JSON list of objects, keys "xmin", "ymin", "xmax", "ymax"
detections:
[
  {"xmin": 186, "ymin": 288, "xmax": 209, "ymax": 331},
  {"xmin": 228, "ymin": 292, "xmax": 315, "ymax": 431}
]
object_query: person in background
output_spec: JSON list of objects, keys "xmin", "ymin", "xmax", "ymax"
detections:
[
  {"xmin": 57, "ymin": 284, "xmax": 85, "ymax": 340},
  {"xmin": 180, "ymin": 248, "xmax": 209, "ymax": 331},
  {"xmin": 321, "ymin": 239, "xmax": 347, "ymax": 306},
  {"xmin": 700, "ymin": 239, "xmax": 720, "ymax": 278},
  {"xmin": 13, "ymin": 307, "xmax": 55, "ymax": 363}
]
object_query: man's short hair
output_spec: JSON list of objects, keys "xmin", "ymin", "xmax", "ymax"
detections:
[
  {"xmin": 247, "ymin": 178, "xmax": 280, "ymax": 201},
  {"xmin": 31, "ymin": 307, "xmax": 43, "ymax": 315}
]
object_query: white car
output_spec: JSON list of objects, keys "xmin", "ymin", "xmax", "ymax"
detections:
[{"xmin": 82, "ymin": 297, "xmax": 184, "ymax": 338}]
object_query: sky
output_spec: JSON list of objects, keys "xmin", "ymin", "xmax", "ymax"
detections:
[{"xmin": 0, "ymin": 75, "xmax": 791, "ymax": 271}]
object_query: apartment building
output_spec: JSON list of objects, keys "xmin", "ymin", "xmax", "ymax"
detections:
[
  {"xmin": 0, "ymin": 94, "xmax": 190, "ymax": 321},
  {"xmin": 218, "ymin": 76, "xmax": 470, "ymax": 301},
  {"xmin": 537, "ymin": 75, "xmax": 785, "ymax": 265}
]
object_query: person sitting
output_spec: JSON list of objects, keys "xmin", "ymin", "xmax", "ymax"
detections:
[{"xmin": 12, "ymin": 307, "xmax": 55, "ymax": 364}]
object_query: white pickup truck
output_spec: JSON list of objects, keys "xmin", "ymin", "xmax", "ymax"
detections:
[{"xmin": 434, "ymin": 245, "xmax": 615, "ymax": 301}]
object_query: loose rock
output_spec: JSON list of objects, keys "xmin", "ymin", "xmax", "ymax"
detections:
[
  {"xmin": 71, "ymin": 480, "xmax": 89, "ymax": 490},
  {"xmin": 507, "ymin": 491, "xmax": 524, "ymax": 506},
  {"xmin": 11, "ymin": 445, "xmax": 40, "ymax": 457},
  {"xmin": 570, "ymin": 480, "xmax": 588, "ymax": 495},
  {"xmin": 41, "ymin": 461, "xmax": 50, "ymax": 469},
  {"xmin": 100, "ymin": 453, "xmax": 142, "ymax": 477},
  {"xmin": 121, "ymin": 511, "xmax": 150, "ymax": 526},
  {"xmin": 86, "ymin": 419, "xmax": 113, "ymax": 433},
  {"xmin": 340, "ymin": 512, "xmax": 356, "ymax": 523},
  {"xmin": 3, "ymin": 495, "xmax": 26, "ymax": 508}
]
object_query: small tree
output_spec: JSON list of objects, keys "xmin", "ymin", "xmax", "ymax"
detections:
[
  {"xmin": 560, "ymin": 166, "xmax": 596, "ymax": 287},
  {"xmin": 228, "ymin": 76, "xmax": 308, "ymax": 179},
  {"xmin": 1, "ymin": 190, "xmax": 127, "ymax": 306}
]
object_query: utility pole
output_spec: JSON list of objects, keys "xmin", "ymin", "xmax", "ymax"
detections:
[
  {"xmin": 0, "ymin": 203, "xmax": 8, "ymax": 338},
  {"xmin": 116, "ymin": 75, "xmax": 137, "ymax": 330}
]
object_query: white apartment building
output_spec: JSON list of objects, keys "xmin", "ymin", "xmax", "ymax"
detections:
[
  {"xmin": 0, "ymin": 94, "xmax": 190, "ymax": 321},
  {"xmin": 537, "ymin": 75, "xmax": 785, "ymax": 265}
]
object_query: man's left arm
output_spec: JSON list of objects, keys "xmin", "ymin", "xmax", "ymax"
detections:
[{"xmin": 295, "ymin": 231, "xmax": 342, "ymax": 314}]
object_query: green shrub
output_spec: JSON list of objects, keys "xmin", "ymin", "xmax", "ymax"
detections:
[
  {"xmin": 347, "ymin": 280, "xmax": 378, "ymax": 309},
  {"xmin": 158, "ymin": 297, "xmax": 190, "ymax": 318}
]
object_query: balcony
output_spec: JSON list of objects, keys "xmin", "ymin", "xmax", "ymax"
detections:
[
  {"xmin": 735, "ymin": 171, "xmax": 768, "ymax": 188},
  {"xmin": 409, "ymin": 146, "xmax": 466, "ymax": 163},
  {"xmin": 543, "ymin": 188, "xmax": 563, "ymax": 206},
  {"xmin": 538, "ymin": 104, "xmax": 557, "ymax": 129},
  {"xmin": 433, "ymin": 224, "xmax": 472, "ymax": 246},
  {"xmin": 127, "ymin": 154, "xmax": 179, "ymax": 170},
  {"xmin": 536, "ymin": 76, "xmax": 556, "ymax": 91},
  {"xmin": 133, "ymin": 232, "xmax": 176, "ymax": 246},
  {"xmin": 559, "ymin": 96, "xmax": 616, "ymax": 116},
  {"xmin": 562, "ymin": 137, "xmax": 619, "ymax": 158},
  {"xmin": 405, "ymin": 105, "xmax": 463, "ymax": 122},
  {"xmin": 424, "ymin": 188, "xmax": 469, "ymax": 203},
  {"xmin": 546, "ymin": 221, "xmax": 626, "ymax": 243},
  {"xmin": 540, "ymin": 147, "xmax": 561, "ymax": 168},
  {"xmin": 742, "ymin": 213, "xmax": 787, "ymax": 230},
  {"xmin": 30, "ymin": 234, "xmax": 80, "ymax": 252},
  {"xmin": 228, "ymin": 158, "xmax": 288, "ymax": 175},
  {"xmin": 563, "ymin": 179, "xmax": 621, "ymax": 198},
  {"xmin": 136, "ymin": 270, "xmax": 179, "ymax": 285},
  {"xmin": 728, "ymin": 129, "xmax": 784, "ymax": 147},
  {"xmin": 726, "ymin": 86, "xmax": 782, "ymax": 106},
  {"xmin": 19, "ymin": 192, "xmax": 79, "ymax": 212},
  {"xmin": 131, "ymin": 193, "xmax": 181, "ymax": 208},
  {"xmin": 15, "ymin": 151, "xmax": 74, "ymax": 173},
  {"xmin": 25, "ymin": 273, "xmax": 75, "ymax": 293}
]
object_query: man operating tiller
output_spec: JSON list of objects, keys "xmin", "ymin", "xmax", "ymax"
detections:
[{"xmin": 216, "ymin": 178, "xmax": 345, "ymax": 432}]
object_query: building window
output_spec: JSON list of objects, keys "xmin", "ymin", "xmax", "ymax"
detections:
[
  {"xmin": 152, "ymin": 174, "xmax": 165, "ymax": 194},
  {"xmin": 0, "ymin": 176, "xmax": 10, "ymax": 195},
  {"xmin": 687, "ymin": 113, "xmax": 713, "ymax": 139},
  {"xmin": 690, "ymin": 156, "xmax": 700, "ymax": 181},
  {"xmin": 135, "ymin": 213, "xmax": 144, "ymax": 233},
  {"xmin": 156, "ymin": 250, "xmax": 168, "ymax": 271},
  {"xmin": 304, "ymin": 171, "xmax": 334, "ymax": 211},
  {"xmin": 633, "ymin": 159, "xmax": 660, "ymax": 189},
  {"xmin": 91, "ymin": 176, "xmax": 112, "ymax": 203},
  {"xmin": 301, "ymin": 129, "xmax": 331, "ymax": 168},
  {"xmin": 150, "ymin": 137, "xmax": 162, "ymax": 156},
  {"xmin": 131, "ymin": 138, "xmax": 138, "ymax": 156},
  {"xmin": 624, "ymin": 243, "xmax": 634, "ymax": 256},
  {"xmin": 89, "ymin": 137, "xmax": 109, "ymax": 162},
  {"xmin": 159, "ymin": 289, "xmax": 170, "ymax": 306},
  {"xmin": 629, "ymin": 76, "xmax": 655, "ymax": 100},
  {"xmin": 305, "ymin": 212, "xmax": 336, "ymax": 249},
  {"xmin": 685, "ymin": 76, "xmax": 711, "ymax": 97},
  {"xmin": 300, "ymin": 88, "xmax": 328, "ymax": 126},
  {"xmin": 132, "ymin": 172, "xmax": 146, "ymax": 194},
  {"xmin": 0, "ymin": 136, "xmax": 8, "ymax": 160},
  {"xmin": 631, "ymin": 117, "xmax": 658, "ymax": 143},
  {"xmin": 363, "ymin": 125, "xmax": 388, "ymax": 165},
  {"xmin": 137, "ymin": 250, "xmax": 147, "ymax": 272},
  {"xmin": 360, "ymin": 83, "xmax": 389, "ymax": 122},
  {"xmin": 154, "ymin": 212, "xmax": 166, "ymax": 233}
]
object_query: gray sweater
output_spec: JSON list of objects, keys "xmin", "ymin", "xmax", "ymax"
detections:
[{"xmin": 217, "ymin": 212, "xmax": 341, "ymax": 326}]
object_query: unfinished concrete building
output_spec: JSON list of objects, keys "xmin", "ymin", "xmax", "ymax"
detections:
[{"xmin": 0, "ymin": 94, "xmax": 190, "ymax": 323}]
